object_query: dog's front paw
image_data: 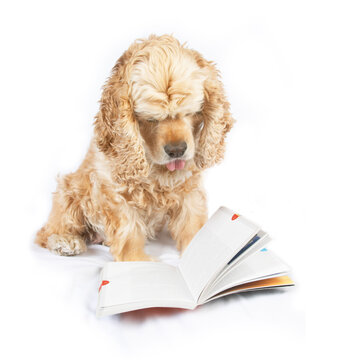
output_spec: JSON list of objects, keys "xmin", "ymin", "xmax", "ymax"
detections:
[
  {"xmin": 135, "ymin": 253, "xmax": 156, "ymax": 262},
  {"xmin": 114, "ymin": 251, "xmax": 156, "ymax": 262},
  {"xmin": 47, "ymin": 234, "xmax": 87, "ymax": 256}
]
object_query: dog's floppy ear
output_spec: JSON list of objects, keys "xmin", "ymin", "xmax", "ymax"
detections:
[
  {"xmin": 94, "ymin": 57, "xmax": 149, "ymax": 182},
  {"xmin": 192, "ymin": 52, "xmax": 234, "ymax": 169}
]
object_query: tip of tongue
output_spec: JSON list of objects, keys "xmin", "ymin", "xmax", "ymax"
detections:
[{"xmin": 166, "ymin": 160, "xmax": 186, "ymax": 171}]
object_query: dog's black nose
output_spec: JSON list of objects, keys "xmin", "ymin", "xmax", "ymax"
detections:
[{"xmin": 164, "ymin": 142, "xmax": 187, "ymax": 158}]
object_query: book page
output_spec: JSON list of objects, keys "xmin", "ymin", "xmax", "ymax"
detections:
[
  {"xmin": 200, "ymin": 249, "xmax": 291, "ymax": 303},
  {"xmin": 96, "ymin": 262, "xmax": 195, "ymax": 317},
  {"xmin": 178, "ymin": 207, "xmax": 261, "ymax": 301},
  {"xmin": 201, "ymin": 230, "xmax": 271, "ymax": 297}
]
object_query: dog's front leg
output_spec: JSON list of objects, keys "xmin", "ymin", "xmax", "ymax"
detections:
[
  {"xmin": 168, "ymin": 190, "xmax": 208, "ymax": 252},
  {"xmin": 103, "ymin": 209, "xmax": 152, "ymax": 261}
]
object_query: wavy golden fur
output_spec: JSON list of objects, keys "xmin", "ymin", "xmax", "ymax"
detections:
[{"xmin": 35, "ymin": 35, "xmax": 234, "ymax": 261}]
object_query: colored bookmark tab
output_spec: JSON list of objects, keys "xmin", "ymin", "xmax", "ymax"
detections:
[{"xmin": 99, "ymin": 280, "xmax": 109, "ymax": 292}]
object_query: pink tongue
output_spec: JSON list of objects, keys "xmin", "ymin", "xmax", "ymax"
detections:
[{"xmin": 166, "ymin": 160, "xmax": 186, "ymax": 171}]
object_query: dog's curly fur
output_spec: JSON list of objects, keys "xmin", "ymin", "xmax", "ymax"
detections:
[{"xmin": 35, "ymin": 35, "xmax": 234, "ymax": 261}]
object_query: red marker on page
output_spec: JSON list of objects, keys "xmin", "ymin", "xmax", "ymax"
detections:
[
  {"xmin": 231, "ymin": 214, "xmax": 239, "ymax": 221},
  {"xmin": 99, "ymin": 280, "xmax": 109, "ymax": 292}
]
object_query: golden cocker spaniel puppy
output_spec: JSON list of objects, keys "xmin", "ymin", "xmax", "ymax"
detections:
[{"xmin": 35, "ymin": 35, "xmax": 234, "ymax": 261}]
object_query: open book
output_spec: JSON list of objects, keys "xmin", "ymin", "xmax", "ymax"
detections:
[{"xmin": 96, "ymin": 207, "xmax": 294, "ymax": 317}]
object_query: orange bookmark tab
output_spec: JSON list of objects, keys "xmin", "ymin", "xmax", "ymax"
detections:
[
  {"xmin": 99, "ymin": 280, "xmax": 109, "ymax": 292},
  {"xmin": 231, "ymin": 214, "xmax": 239, "ymax": 221}
]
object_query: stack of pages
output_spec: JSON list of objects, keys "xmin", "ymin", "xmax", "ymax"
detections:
[{"xmin": 96, "ymin": 207, "xmax": 294, "ymax": 317}]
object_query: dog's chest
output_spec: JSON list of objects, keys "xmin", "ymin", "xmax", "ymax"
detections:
[{"xmin": 127, "ymin": 182, "xmax": 185, "ymax": 211}]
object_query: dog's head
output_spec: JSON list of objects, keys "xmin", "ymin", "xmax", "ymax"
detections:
[{"xmin": 94, "ymin": 35, "xmax": 234, "ymax": 182}]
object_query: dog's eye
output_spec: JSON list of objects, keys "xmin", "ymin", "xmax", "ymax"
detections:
[{"xmin": 147, "ymin": 118, "xmax": 158, "ymax": 123}]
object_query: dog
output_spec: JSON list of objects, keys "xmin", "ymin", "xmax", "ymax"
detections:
[{"xmin": 35, "ymin": 35, "xmax": 234, "ymax": 261}]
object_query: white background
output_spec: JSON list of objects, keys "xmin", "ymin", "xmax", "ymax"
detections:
[{"xmin": 1, "ymin": 0, "xmax": 336, "ymax": 358}]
